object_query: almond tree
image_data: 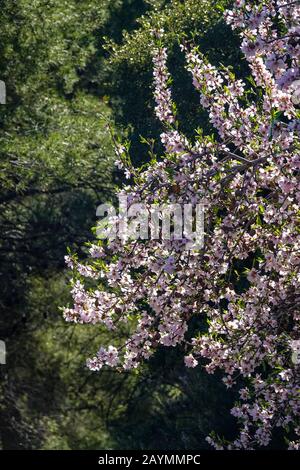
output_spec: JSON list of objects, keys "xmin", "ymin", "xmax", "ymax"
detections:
[{"xmin": 64, "ymin": 0, "xmax": 300, "ymax": 449}]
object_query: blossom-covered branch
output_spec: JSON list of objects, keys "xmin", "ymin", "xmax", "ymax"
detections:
[{"xmin": 64, "ymin": 0, "xmax": 300, "ymax": 449}]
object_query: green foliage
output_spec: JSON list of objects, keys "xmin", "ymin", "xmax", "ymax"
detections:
[
  {"xmin": 100, "ymin": 0, "xmax": 245, "ymax": 164},
  {"xmin": 0, "ymin": 93, "xmax": 115, "ymax": 200},
  {"xmin": 0, "ymin": 0, "xmax": 117, "ymax": 449},
  {"xmin": 109, "ymin": 349, "xmax": 237, "ymax": 450},
  {"xmin": 0, "ymin": 0, "xmax": 110, "ymax": 98}
]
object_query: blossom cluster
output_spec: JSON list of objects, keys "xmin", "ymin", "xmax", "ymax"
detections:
[{"xmin": 64, "ymin": 0, "xmax": 300, "ymax": 449}]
